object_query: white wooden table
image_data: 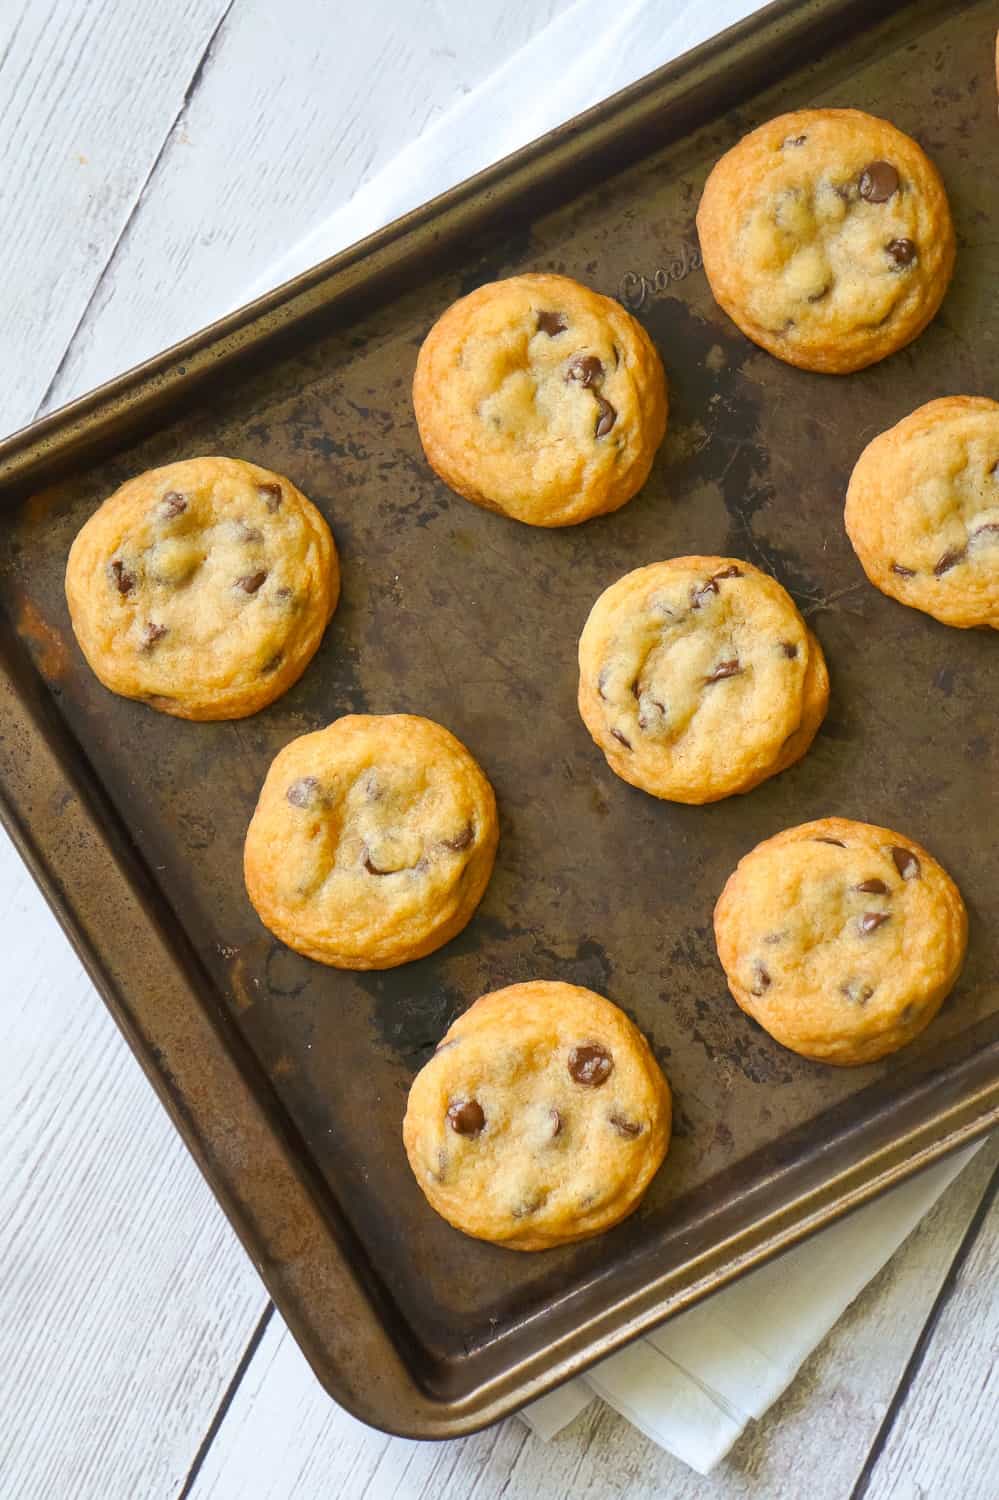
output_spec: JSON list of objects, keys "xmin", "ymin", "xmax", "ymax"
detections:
[{"xmin": 2, "ymin": 4, "xmax": 997, "ymax": 1496}]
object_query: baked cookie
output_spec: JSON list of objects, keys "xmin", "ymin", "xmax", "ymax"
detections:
[
  {"xmin": 66, "ymin": 456, "xmax": 338, "ymax": 719},
  {"xmin": 413, "ymin": 273, "xmax": 668, "ymax": 526},
  {"xmin": 577, "ymin": 557, "xmax": 828, "ymax": 803},
  {"xmin": 244, "ymin": 714, "xmax": 498, "ymax": 969},
  {"xmin": 845, "ymin": 396, "xmax": 999, "ymax": 630},
  {"xmin": 714, "ymin": 818, "xmax": 968, "ymax": 1066},
  {"xmin": 696, "ymin": 109, "xmax": 955, "ymax": 373},
  {"xmin": 403, "ymin": 981, "xmax": 671, "ymax": 1250}
]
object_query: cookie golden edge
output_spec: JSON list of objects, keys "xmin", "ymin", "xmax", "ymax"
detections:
[
  {"xmin": 577, "ymin": 556, "xmax": 829, "ymax": 803},
  {"xmin": 844, "ymin": 396, "xmax": 999, "ymax": 630},
  {"xmin": 412, "ymin": 272, "xmax": 668, "ymax": 527},
  {"xmin": 65, "ymin": 456, "xmax": 339, "ymax": 720},
  {"xmin": 402, "ymin": 981, "xmax": 672, "ymax": 1251},
  {"xmin": 243, "ymin": 714, "xmax": 499, "ymax": 970},
  {"xmin": 696, "ymin": 108, "xmax": 956, "ymax": 375},
  {"xmin": 713, "ymin": 817, "xmax": 968, "ymax": 1066}
]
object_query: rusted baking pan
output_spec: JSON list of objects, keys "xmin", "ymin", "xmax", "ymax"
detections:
[{"xmin": 1, "ymin": 0, "xmax": 996, "ymax": 1439}]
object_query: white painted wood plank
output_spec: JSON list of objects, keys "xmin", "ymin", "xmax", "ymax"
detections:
[
  {"xmin": 41, "ymin": 0, "xmax": 575, "ymax": 418},
  {"xmin": 186, "ymin": 1143, "xmax": 999, "ymax": 1500},
  {"xmin": 861, "ymin": 1172, "xmax": 999, "ymax": 1500},
  {"xmin": 0, "ymin": 0, "xmax": 231, "ymax": 437},
  {"xmin": 0, "ymin": 826, "xmax": 268, "ymax": 1500}
]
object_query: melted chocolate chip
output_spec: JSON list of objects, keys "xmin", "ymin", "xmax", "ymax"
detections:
[
  {"xmin": 261, "ymin": 652, "xmax": 284, "ymax": 674},
  {"xmin": 892, "ymin": 563, "xmax": 916, "ymax": 578},
  {"xmin": 159, "ymin": 491, "xmax": 187, "ymax": 519},
  {"xmin": 972, "ymin": 522, "xmax": 999, "ymax": 540},
  {"xmin": 610, "ymin": 728, "xmax": 632, "ymax": 749},
  {"xmin": 537, "ymin": 310, "xmax": 567, "ymax": 336},
  {"xmin": 859, "ymin": 911, "xmax": 891, "ymax": 935},
  {"xmin": 751, "ymin": 963, "xmax": 771, "ymax": 996},
  {"xmin": 286, "ymin": 776, "xmax": 320, "ymax": 808},
  {"xmin": 891, "ymin": 846, "xmax": 920, "ymax": 881},
  {"xmin": 236, "ymin": 570, "xmax": 267, "ymax": 594},
  {"xmin": 691, "ymin": 578, "xmax": 719, "ymax": 608},
  {"xmin": 363, "ymin": 850, "xmax": 394, "ymax": 876},
  {"xmin": 596, "ymin": 670, "xmax": 610, "ymax": 701},
  {"xmin": 442, "ymin": 824, "xmax": 474, "ymax": 852},
  {"xmin": 566, "ymin": 354, "xmax": 603, "ymax": 387},
  {"xmin": 781, "ymin": 641, "xmax": 799, "ymax": 658},
  {"xmin": 447, "ymin": 1099, "xmax": 485, "ymax": 1136},
  {"xmin": 887, "ymin": 237, "xmax": 917, "ymax": 267},
  {"xmin": 140, "ymin": 622, "xmax": 167, "ymax": 649},
  {"xmin": 549, "ymin": 1108, "xmax": 562, "ymax": 1139},
  {"xmin": 934, "ymin": 546, "xmax": 966, "ymax": 576},
  {"xmin": 705, "ymin": 658, "xmax": 741, "ymax": 683},
  {"xmin": 855, "ymin": 878, "xmax": 888, "ymax": 894},
  {"xmin": 258, "ymin": 481, "xmax": 282, "ymax": 511},
  {"xmin": 784, "ymin": 133, "xmax": 807, "ymax": 147},
  {"xmin": 110, "ymin": 559, "xmax": 135, "ymax": 594},
  {"xmin": 568, "ymin": 1043, "xmax": 613, "ymax": 1087},
  {"xmin": 859, "ymin": 161, "xmax": 899, "ymax": 202},
  {"xmin": 712, "ymin": 565, "xmax": 743, "ymax": 580},
  {"xmin": 814, "ymin": 837, "xmax": 846, "ymax": 847},
  {"xmin": 609, "ymin": 1114, "xmax": 643, "ymax": 1138},
  {"xmin": 594, "ymin": 394, "xmax": 617, "ymax": 437}
]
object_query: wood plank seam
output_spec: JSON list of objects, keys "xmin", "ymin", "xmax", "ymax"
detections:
[
  {"xmin": 31, "ymin": 0, "xmax": 237, "ymax": 424},
  {"xmin": 848, "ymin": 1158, "xmax": 999, "ymax": 1500},
  {"xmin": 176, "ymin": 1301, "xmax": 276, "ymax": 1500}
]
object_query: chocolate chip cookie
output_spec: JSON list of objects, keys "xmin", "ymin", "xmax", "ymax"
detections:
[
  {"xmin": 65, "ymin": 456, "xmax": 338, "ymax": 719},
  {"xmin": 403, "ymin": 981, "xmax": 671, "ymax": 1250},
  {"xmin": 244, "ymin": 714, "xmax": 498, "ymax": 969},
  {"xmin": 412, "ymin": 273, "xmax": 668, "ymax": 526},
  {"xmin": 577, "ymin": 557, "xmax": 829, "ymax": 803},
  {"xmin": 714, "ymin": 818, "xmax": 968, "ymax": 1066},
  {"xmin": 696, "ymin": 109, "xmax": 955, "ymax": 373},
  {"xmin": 845, "ymin": 396, "xmax": 999, "ymax": 629}
]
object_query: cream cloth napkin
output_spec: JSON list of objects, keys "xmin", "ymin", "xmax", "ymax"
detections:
[{"xmin": 243, "ymin": 0, "xmax": 984, "ymax": 1472}]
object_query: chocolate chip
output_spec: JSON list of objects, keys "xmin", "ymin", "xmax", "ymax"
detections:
[
  {"xmin": 594, "ymin": 395, "xmax": 616, "ymax": 438},
  {"xmin": 537, "ymin": 310, "xmax": 567, "ymax": 336},
  {"xmin": 859, "ymin": 161, "xmax": 899, "ymax": 202},
  {"xmin": 705, "ymin": 658, "xmax": 741, "ymax": 683},
  {"xmin": 891, "ymin": 847, "xmax": 921, "ymax": 881},
  {"xmin": 751, "ymin": 963, "xmax": 771, "ymax": 996},
  {"xmin": 859, "ymin": 911, "xmax": 891, "ymax": 935},
  {"xmin": 568, "ymin": 1044, "xmax": 613, "ymax": 1087},
  {"xmin": 442, "ymin": 824, "xmax": 474, "ymax": 852},
  {"xmin": 140, "ymin": 622, "xmax": 167, "ymax": 649},
  {"xmin": 236, "ymin": 570, "xmax": 267, "ymax": 593},
  {"xmin": 887, "ymin": 237, "xmax": 917, "ymax": 267},
  {"xmin": 784, "ymin": 133, "xmax": 807, "ymax": 147},
  {"xmin": 712, "ymin": 565, "xmax": 743, "ymax": 580},
  {"xmin": 549, "ymin": 1108, "xmax": 562, "ymax": 1138},
  {"xmin": 814, "ymin": 837, "xmax": 846, "ymax": 847},
  {"xmin": 286, "ymin": 776, "xmax": 320, "ymax": 808},
  {"xmin": 609, "ymin": 1114, "xmax": 643, "ymax": 1138},
  {"xmin": 934, "ymin": 547, "xmax": 966, "ymax": 576},
  {"xmin": 842, "ymin": 979, "xmax": 875, "ymax": 1005},
  {"xmin": 110, "ymin": 559, "xmax": 135, "ymax": 594},
  {"xmin": 447, "ymin": 1099, "xmax": 484, "ymax": 1136},
  {"xmin": 781, "ymin": 641, "xmax": 799, "ymax": 658},
  {"xmin": 691, "ymin": 578, "xmax": 719, "ymax": 608},
  {"xmin": 258, "ymin": 481, "xmax": 282, "ymax": 511},
  {"xmin": 261, "ymin": 652, "xmax": 284, "ymax": 674},
  {"xmin": 856, "ymin": 878, "xmax": 888, "ymax": 894},
  {"xmin": 631, "ymin": 679, "xmax": 642, "ymax": 699},
  {"xmin": 159, "ymin": 491, "xmax": 187, "ymax": 519},
  {"xmin": 566, "ymin": 353, "xmax": 603, "ymax": 387},
  {"xmin": 610, "ymin": 728, "xmax": 632, "ymax": 749},
  {"xmin": 972, "ymin": 522, "xmax": 999, "ymax": 540},
  {"xmin": 363, "ymin": 850, "xmax": 394, "ymax": 876},
  {"xmin": 892, "ymin": 563, "xmax": 916, "ymax": 578}
]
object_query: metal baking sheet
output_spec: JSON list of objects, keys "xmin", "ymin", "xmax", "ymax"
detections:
[{"xmin": 1, "ymin": 0, "xmax": 996, "ymax": 1439}]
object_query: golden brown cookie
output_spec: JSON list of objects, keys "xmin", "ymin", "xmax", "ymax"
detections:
[
  {"xmin": 845, "ymin": 396, "xmax": 999, "ymax": 630},
  {"xmin": 412, "ymin": 273, "xmax": 668, "ymax": 526},
  {"xmin": 714, "ymin": 818, "xmax": 968, "ymax": 1066},
  {"xmin": 65, "ymin": 456, "xmax": 338, "ymax": 719},
  {"xmin": 696, "ymin": 109, "xmax": 955, "ymax": 373},
  {"xmin": 577, "ymin": 557, "xmax": 828, "ymax": 803},
  {"xmin": 403, "ymin": 981, "xmax": 671, "ymax": 1250},
  {"xmin": 244, "ymin": 714, "xmax": 498, "ymax": 969}
]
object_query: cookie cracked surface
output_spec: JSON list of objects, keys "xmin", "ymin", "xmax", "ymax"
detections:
[
  {"xmin": 577, "ymin": 557, "xmax": 829, "ymax": 803},
  {"xmin": 696, "ymin": 109, "xmax": 955, "ymax": 373},
  {"xmin": 403, "ymin": 981, "xmax": 671, "ymax": 1250},
  {"xmin": 65, "ymin": 456, "xmax": 338, "ymax": 719},
  {"xmin": 243, "ymin": 714, "xmax": 498, "ymax": 969},
  {"xmin": 845, "ymin": 396, "xmax": 999, "ymax": 629},
  {"xmin": 714, "ymin": 818, "xmax": 967, "ymax": 1066},
  {"xmin": 413, "ymin": 273, "xmax": 668, "ymax": 526}
]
